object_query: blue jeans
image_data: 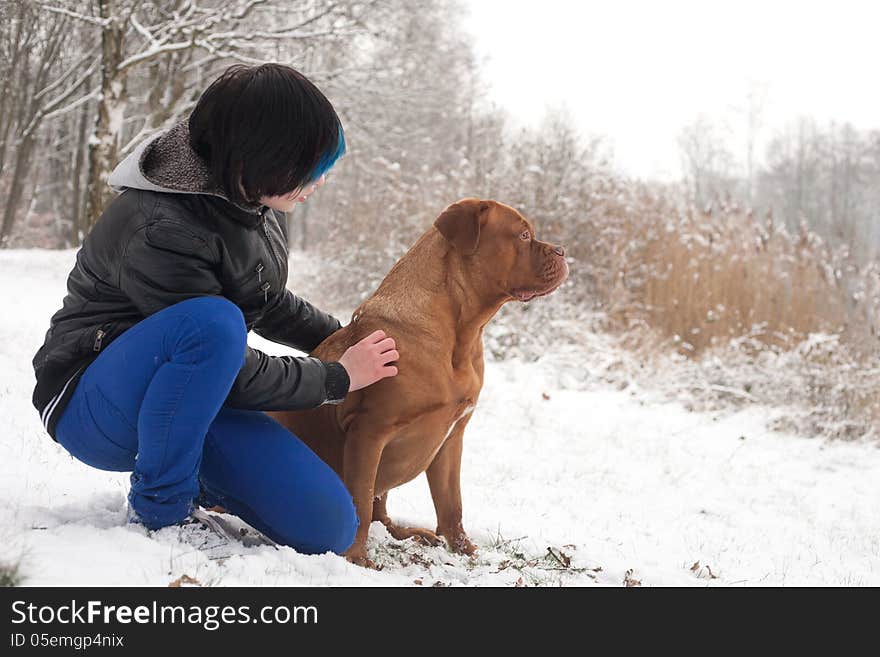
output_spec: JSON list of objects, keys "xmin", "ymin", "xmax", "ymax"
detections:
[{"xmin": 55, "ymin": 295, "xmax": 357, "ymax": 555}]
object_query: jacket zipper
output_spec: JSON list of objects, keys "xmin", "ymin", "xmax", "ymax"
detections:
[
  {"xmin": 262, "ymin": 214, "xmax": 282, "ymax": 266},
  {"xmin": 259, "ymin": 210, "xmax": 283, "ymax": 304},
  {"xmin": 93, "ymin": 329, "xmax": 106, "ymax": 351}
]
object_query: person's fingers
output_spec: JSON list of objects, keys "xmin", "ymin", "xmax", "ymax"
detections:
[
  {"xmin": 382, "ymin": 365, "xmax": 399, "ymax": 377},
  {"xmin": 380, "ymin": 349, "xmax": 399, "ymax": 364},
  {"xmin": 363, "ymin": 329, "xmax": 386, "ymax": 344},
  {"xmin": 373, "ymin": 337, "xmax": 396, "ymax": 353}
]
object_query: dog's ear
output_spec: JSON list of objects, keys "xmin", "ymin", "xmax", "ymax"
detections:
[{"xmin": 434, "ymin": 199, "xmax": 490, "ymax": 255}]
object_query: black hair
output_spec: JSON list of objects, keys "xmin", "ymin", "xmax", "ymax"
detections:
[{"xmin": 188, "ymin": 62, "xmax": 346, "ymax": 206}]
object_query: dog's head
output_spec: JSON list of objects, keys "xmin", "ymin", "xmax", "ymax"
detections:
[{"xmin": 433, "ymin": 198, "xmax": 569, "ymax": 303}]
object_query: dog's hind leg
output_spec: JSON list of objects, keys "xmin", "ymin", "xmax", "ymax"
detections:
[{"xmin": 372, "ymin": 493, "xmax": 442, "ymax": 546}]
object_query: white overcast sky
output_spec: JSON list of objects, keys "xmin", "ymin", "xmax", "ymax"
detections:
[{"xmin": 462, "ymin": 0, "xmax": 880, "ymax": 180}]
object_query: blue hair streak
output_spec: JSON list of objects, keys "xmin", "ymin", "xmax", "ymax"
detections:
[{"xmin": 309, "ymin": 121, "xmax": 346, "ymax": 183}]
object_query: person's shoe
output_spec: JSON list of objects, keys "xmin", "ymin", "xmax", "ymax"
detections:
[
  {"xmin": 125, "ymin": 498, "xmax": 195, "ymax": 530},
  {"xmin": 125, "ymin": 503, "xmax": 152, "ymax": 536},
  {"xmin": 173, "ymin": 508, "xmax": 235, "ymax": 557},
  {"xmin": 126, "ymin": 503, "xmax": 275, "ymax": 556}
]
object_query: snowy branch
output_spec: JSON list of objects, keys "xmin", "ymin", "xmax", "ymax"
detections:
[
  {"xmin": 117, "ymin": 0, "xmax": 297, "ymax": 72},
  {"xmin": 143, "ymin": 2, "xmax": 199, "ymax": 40},
  {"xmin": 253, "ymin": 1, "xmax": 344, "ymax": 34},
  {"xmin": 226, "ymin": 0, "xmax": 268, "ymax": 22},
  {"xmin": 204, "ymin": 28, "xmax": 361, "ymax": 42},
  {"xmin": 42, "ymin": 86, "xmax": 100, "ymax": 122},
  {"xmin": 191, "ymin": 40, "xmax": 267, "ymax": 65},
  {"xmin": 34, "ymin": 1, "xmax": 109, "ymax": 28},
  {"xmin": 129, "ymin": 12, "xmax": 159, "ymax": 50},
  {"xmin": 180, "ymin": 54, "xmax": 225, "ymax": 75},
  {"xmin": 19, "ymin": 57, "xmax": 100, "ymax": 138},
  {"xmin": 41, "ymin": 58, "xmax": 101, "ymax": 116},
  {"xmin": 34, "ymin": 45, "xmax": 101, "ymax": 103},
  {"xmin": 117, "ymin": 39, "xmax": 197, "ymax": 72}
]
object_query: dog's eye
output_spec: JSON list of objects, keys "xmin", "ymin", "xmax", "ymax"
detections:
[{"xmin": 520, "ymin": 230, "xmax": 531, "ymax": 241}]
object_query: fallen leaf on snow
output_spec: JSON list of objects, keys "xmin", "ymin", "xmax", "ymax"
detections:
[{"xmin": 168, "ymin": 574, "xmax": 201, "ymax": 588}]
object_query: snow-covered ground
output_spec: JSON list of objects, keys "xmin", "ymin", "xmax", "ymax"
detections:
[{"xmin": 2, "ymin": 248, "xmax": 879, "ymax": 586}]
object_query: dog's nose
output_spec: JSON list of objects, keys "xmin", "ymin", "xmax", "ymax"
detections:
[{"xmin": 553, "ymin": 245, "xmax": 565, "ymax": 257}]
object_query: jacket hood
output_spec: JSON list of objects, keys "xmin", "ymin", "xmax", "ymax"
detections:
[{"xmin": 107, "ymin": 118, "xmax": 267, "ymax": 217}]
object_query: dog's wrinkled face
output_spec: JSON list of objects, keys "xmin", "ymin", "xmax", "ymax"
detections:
[{"xmin": 434, "ymin": 198, "xmax": 569, "ymax": 302}]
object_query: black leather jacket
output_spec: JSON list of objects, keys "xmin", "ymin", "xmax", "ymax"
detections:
[{"xmin": 32, "ymin": 186, "xmax": 350, "ymax": 441}]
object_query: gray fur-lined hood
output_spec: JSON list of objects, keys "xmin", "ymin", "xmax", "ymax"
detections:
[{"xmin": 107, "ymin": 118, "xmax": 265, "ymax": 216}]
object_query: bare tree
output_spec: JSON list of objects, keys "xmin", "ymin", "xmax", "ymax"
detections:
[
  {"xmin": 755, "ymin": 118, "xmax": 879, "ymax": 260},
  {"xmin": 678, "ymin": 114, "xmax": 736, "ymax": 209},
  {"xmin": 0, "ymin": 1, "xmax": 97, "ymax": 246},
  {"xmin": 733, "ymin": 80, "xmax": 768, "ymax": 205},
  {"xmin": 25, "ymin": 0, "xmax": 373, "ymax": 237}
]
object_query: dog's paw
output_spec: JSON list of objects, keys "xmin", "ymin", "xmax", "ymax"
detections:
[
  {"xmin": 346, "ymin": 554, "xmax": 381, "ymax": 570},
  {"xmin": 344, "ymin": 548, "xmax": 381, "ymax": 570},
  {"xmin": 386, "ymin": 524, "xmax": 443, "ymax": 547},
  {"xmin": 440, "ymin": 530, "xmax": 478, "ymax": 556}
]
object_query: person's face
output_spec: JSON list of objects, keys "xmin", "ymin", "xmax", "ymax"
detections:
[{"xmin": 259, "ymin": 174, "xmax": 326, "ymax": 212}]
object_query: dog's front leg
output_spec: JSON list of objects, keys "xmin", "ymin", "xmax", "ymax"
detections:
[
  {"xmin": 426, "ymin": 414, "xmax": 478, "ymax": 556},
  {"xmin": 342, "ymin": 429, "xmax": 387, "ymax": 568}
]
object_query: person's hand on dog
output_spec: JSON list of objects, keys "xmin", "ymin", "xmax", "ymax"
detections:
[{"xmin": 338, "ymin": 329, "xmax": 399, "ymax": 392}]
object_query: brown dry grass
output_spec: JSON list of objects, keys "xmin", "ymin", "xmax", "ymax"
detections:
[
  {"xmin": 635, "ymin": 210, "xmax": 843, "ymax": 354},
  {"xmin": 581, "ymin": 192, "xmax": 849, "ymax": 356}
]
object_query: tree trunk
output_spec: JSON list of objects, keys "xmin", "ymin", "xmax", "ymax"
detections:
[
  {"xmin": 0, "ymin": 129, "xmax": 37, "ymax": 245},
  {"xmin": 71, "ymin": 74, "xmax": 93, "ymax": 245},
  {"xmin": 84, "ymin": 0, "xmax": 127, "ymax": 231}
]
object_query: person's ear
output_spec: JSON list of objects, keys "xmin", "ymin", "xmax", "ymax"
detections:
[{"xmin": 433, "ymin": 199, "xmax": 490, "ymax": 255}]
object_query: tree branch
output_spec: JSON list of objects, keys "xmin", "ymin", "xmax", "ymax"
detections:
[
  {"xmin": 117, "ymin": 38, "xmax": 197, "ymax": 72},
  {"xmin": 129, "ymin": 11, "xmax": 159, "ymax": 49},
  {"xmin": 43, "ymin": 86, "xmax": 100, "ymax": 121},
  {"xmin": 34, "ymin": 45, "xmax": 101, "ymax": 103},
  {"xmin": 34, "ymin": 1, "xmax": 109, "ymax": 27}
]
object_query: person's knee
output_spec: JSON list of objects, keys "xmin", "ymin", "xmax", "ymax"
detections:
[
  {"xmin": 292, "ymin": 483, "xmax": 359, "ymax": 555},
  {"xmin": 325, "ymin": 489, "xmax": 359, "ymax": 554},
  {"xmin": 180, "ymin": 296, "xmax": 247, "ymax": 354}
]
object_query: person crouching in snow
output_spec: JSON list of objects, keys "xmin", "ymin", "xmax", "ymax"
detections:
[{"xmin": 31, "ymin": 63, "xmax": 400, "ymax": 554}]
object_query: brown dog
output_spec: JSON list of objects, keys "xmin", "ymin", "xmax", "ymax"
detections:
[{"xmin": 268, "ymin": 198, "xmax": 569, "ymax": 567}]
